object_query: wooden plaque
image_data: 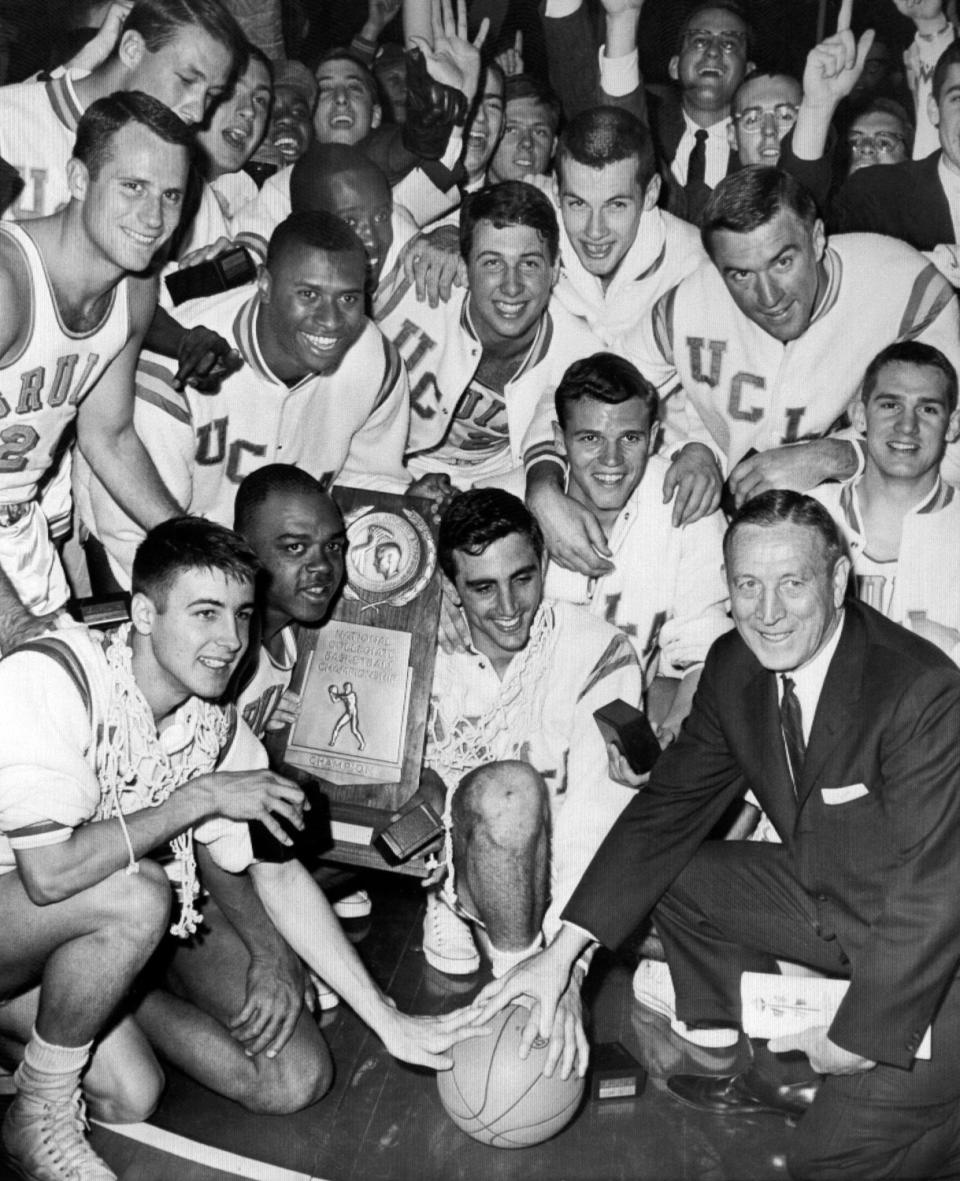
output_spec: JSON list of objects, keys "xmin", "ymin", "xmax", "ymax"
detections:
[{"xmin": 272, "ymin": 486, "xmax": 442, "ymax": 873}]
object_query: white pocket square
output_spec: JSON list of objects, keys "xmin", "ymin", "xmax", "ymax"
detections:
[{"xmin": 821, "ymin": 783, "xmax": 869, "ymax": 805}]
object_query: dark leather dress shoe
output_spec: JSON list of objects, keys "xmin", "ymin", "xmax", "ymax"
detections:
[{"xmin": 666, "ymin": 1063, "xmax": 820, "ymax": 1118}]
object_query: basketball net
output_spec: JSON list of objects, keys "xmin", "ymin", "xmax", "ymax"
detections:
[
  {"xmin": 94, "ymin": 623, "xmax": 231, "ymax": 938},
  {"xmin": 426, "ymin": 602, "xmax": 557, "ymax": 781}
]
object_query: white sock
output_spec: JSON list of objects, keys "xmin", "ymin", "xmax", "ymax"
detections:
[
  {"xmin": 15, "ymin": 1028, "xmax": 92, "ymax": 1101},
  {"xmin": 486, "ymin": 936, "xmax": 544, "ymax": 979}
]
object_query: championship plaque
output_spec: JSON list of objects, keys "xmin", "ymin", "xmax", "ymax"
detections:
[{"xmin": 276, "ymin": 486, "xmax": 442, "ymax": 873}]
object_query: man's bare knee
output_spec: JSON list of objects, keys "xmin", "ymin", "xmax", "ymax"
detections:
[
  {"xmin": 238, "ymin": 1044, "xmax": 332, "ymax": 1114},
  {"xmin": 92, "ymin": 860, "xmax": 171, "ymax": 943},
  {"xmin": 454, "ymin": 761, "xmax": 548, "ymax": 849},
  {"xmin": 87, "ymin": 1057, "xmax": 165, "ymax": 1124}
]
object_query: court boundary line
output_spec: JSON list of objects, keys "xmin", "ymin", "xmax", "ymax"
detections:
[{"xmin": 94, "ymin": 1119, "xmax": 327, "ymax": 1181}]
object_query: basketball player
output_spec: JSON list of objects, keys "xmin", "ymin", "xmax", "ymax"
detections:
[
  {"xmin": 811, "ymin": 341, "xmax": 960, "ymax": 663},
  {"xmin": 0, "ymin": 517, "xmax": 318, "ymax": 1181},
  {"xmin": 232, "ymin": 463, "xmax": 486, "ymax": 1060},
  {"xmin": 544, "ymin": 354, "xmax": 731, "ymax": 759},
  {"xmin": 0, "ymin": 91, "xmax": 192, "ymax": 648},
  {"xmin": 525, "ymin": 167, "xmax": 960, "ymax": 575},
  {"xmin": 420, "ymin": 488, "xmax": 640, "ymax": 1032},
  {"xmin": 377, "ymin": 181, "xmax": 603, "ymax": 493},
  {"xmin": 77, "ymin": 210, "xmax": 415, "ymax": 587},
  {"xmin": 0, "ymin": 0, "xmax": 246, "ymax": 220},
  {"xmin": 329, "ymin": 682, "xmax": 365, "ymax": 750}
]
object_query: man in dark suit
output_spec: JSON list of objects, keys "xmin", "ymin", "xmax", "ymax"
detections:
[
  {"xmin": 829, "ymin": 38, "xmax": 960, "ymax": 253},
  {"xmin": 475, "ymin": 489, "xmax": 960, "ymax": 1180}
]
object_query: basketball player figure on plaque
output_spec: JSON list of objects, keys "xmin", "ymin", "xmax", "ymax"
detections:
[{"xmin": 328, "ymin": 683, "xmax": 365, "ymax": 751}]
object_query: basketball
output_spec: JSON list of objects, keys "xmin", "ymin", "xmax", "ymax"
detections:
[{"xmin": 437, "ymin": 1003, "xmax": 585, "ymax": 1148}]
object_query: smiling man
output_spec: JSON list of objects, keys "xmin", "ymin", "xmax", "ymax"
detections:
[
  {"xmin": 0, "ymin": 0, "xmax": 246, "ymax": 221},
  {"xmin": 420, "ymin": 488, "xmax": 640, "ymax": 989},
  {"xmin": 487, "ymin": 74, "xmax": 561, "ymax": 186},
  {"xmin": 477, "ymin": 487, "xmax": 960, "ymax": 1180},
  {"xmin": 543, "ymin": 353, "xmax": 730, "ymax": 750},
  {"xmin": 312, "ymin": 51, "xmax": 381, "ymax": 147},
  {"xmin": 378, "ymin": 181, "xmax": 601, "ymax": 492},
  {"xmin": 0, "ymin": 91, "xmax": 193, "ymax": 648},
  {"xmin": 0, "ymin": 516, "xmax": 325, "ymax": 1181},
  {"xmin": 77, "ymin": 211, "xmax": 412, "ymax": 586},
  {"xmin": 618, "ymin": 166, "xmax": 960, "ymax": 514},
  {"xmin": 811, "ymin": 341, "xmax": 960, "ymax": 663}
]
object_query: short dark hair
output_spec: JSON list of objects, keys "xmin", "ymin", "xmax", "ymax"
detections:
[
  {"xmin": 849, "ymin": 96, "xmax": 915, "ymax": 155},
  {"xmin": 502, "ymin": 73, "xmax": 562, "ymax": 136},
  {"xmin": 289, "ymin": 141, "xmax": 389, "ymax": 213},
  {"xmin": 132, "ymin": 516, "xmax": 260, "ymax": 607},
  {"xmin": 701, "ymin": 166, "xmax": 819, "ymax": 256},
  {"xmin": 723, "ymin": 490, "xmax": 844, "ymax": 570},
  {"xmin": 556, "ymin": 105, "xmax": 656, "ymax": 191},
  {"xmin": 315, "ymin": 49, "xmax": 379, "ymax": 108},
  {"xmin": 459, "ymin": 180, "xmax": 559, "ymax": 264},
  {"xmin": 122, "ymin": 0, "xmax": 248, "ymax": 76},
  {"xmin": 73, "ymin": 90, "xmax": 194, "ymax": 180},
  {"xmin": 438, "ymin": 489, "xmax": 545, "ymax": 582},
  {"xmin": 933, "ymin": 38, "xmax": 960, "ymax": 105},
  {"xmin": 677, "ymin": 2, "xmax": 754, "ymax": 57},
  {"xmin": 732, "ymin": 69, "xmax": 801, "ymax": 111},
  {"xmin": 555, "ymin": 353, "xmax": 658, "ymax": 431},
  {"xmin": 246, "ymin": 44, "xmax": 273, "ymax": 85},
  {"xmin": 233, "ymin": 464, "xmax": 337, "ymax": 534},
  {"xmin": 266, "ymin": 209, "xmax": 368, "ymax": 271},
  {"xmin": 861, "ymin": 341, "xmax": 958, "ymax": 413}
]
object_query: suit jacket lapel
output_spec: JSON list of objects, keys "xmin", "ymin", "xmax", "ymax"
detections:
[{"xmin": 796, "ymin": 611, "xmax": 864, "ymax": 805}]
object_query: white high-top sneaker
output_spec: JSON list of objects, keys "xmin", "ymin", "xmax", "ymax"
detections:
[
  {"xmin": 3, "ymin": 1087, "xmax": 117, "ymax": 1181},
  {"xmin": 422, "ymin": 891, "xmax": 480, "ymax": 975}
]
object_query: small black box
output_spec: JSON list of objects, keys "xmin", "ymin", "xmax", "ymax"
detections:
[
  {"xmin": 594, "ymin": 699, "xmax": 661, "ymax": 777},
  {"xmin": 375, "ymin": 800, "xmax": 444, "ymax": 864},
  {"xmin": 589, "ymin": 1041, "xmax": 647, "ymax": 1102},
  {"xmin": 249, "ymin": 780, "xmax": 332, "ymax": 863},
  {"xmin": 165, "ymin": 244, "xmax": 257, "ymax": 306}
]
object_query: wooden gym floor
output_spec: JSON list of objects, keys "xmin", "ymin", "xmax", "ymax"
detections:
[{"xmin": 0, "ymin": 870, "xmax": 795, "ymax": 1181}]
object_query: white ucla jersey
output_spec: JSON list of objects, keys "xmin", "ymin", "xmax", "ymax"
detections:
[
  {"xmin": 238, "ymin": 629, "xmax": 297, "ymax": 739},
  {"xmin": 812, "ymin": 477, "xmax": 960, "ymax": 667},
  {"xmin": 75, "ymin": 283, "xmax": 410, "ymax": 582},
  {"xmin": 0, "ymin": 74, "xmax": 82, "ymax": 220},
  {"xmin": 375, "ymin": 277, "xmax": 603, "ymax": 486},
  {"xmin": 529, "ymin": 174, "xmax": 706, "ymax": 347},
  {"xmin": 427, "ymin": 599, "xmax": 640, "ymax": 938},
  {"xmin": 619, "ymin": 234, "xmax": 960, "ymax": 473},
  {"xmin": 0, "ymin": 222, "xmax": 130, "ymax": 504},
  {"xmin": 545, "ymin": 455, "xmax": 731, "ymax": 681}
]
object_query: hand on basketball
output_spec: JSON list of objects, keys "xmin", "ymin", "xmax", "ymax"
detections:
[
  {"xmin": 662, "ymin": 443, "xmax": 722, "ymax": 526},
  {"xmin": 230, "ymin": 943, "xmax": 305, "ymax": 1058},
  {"xmin": 379, "ymin": 1005, "xmax": 492, "ymax": 1069},
  {"xmin": 536, "ymin": 980, "xmax": 589, "ymax": 1080},
  {"xmin": 768, "ymin": 1025, "xmax": 876, "ymax": 1076},
  {"xmin": 471, "ymin": 943, "xmax": 572, "ymax": 1056}
]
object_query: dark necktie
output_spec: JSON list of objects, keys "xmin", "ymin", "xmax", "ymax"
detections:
[
  {"xmin": 780, "ymin": 675, "xmax": 806, "ymax": 791},
  {"xmin": 685, "ymin": 128, "xmax": 710, "ymax": 223}
]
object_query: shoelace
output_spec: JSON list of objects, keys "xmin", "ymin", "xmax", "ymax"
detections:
[{"xmin": 33, "ymin": 1090, "xmax": 101, "ymax": 1177}]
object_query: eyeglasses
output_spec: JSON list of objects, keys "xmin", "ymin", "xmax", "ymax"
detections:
[
  {"xmin": 847, "ymin": 130, "xmax": 906, "ymax": 155},
  {"xmin": 732, "ymin": 104, "xmax": 799, "ymax": 133},
  {"xmin": 682, "ymin": 29, "xmax": 747, "ymax": 56}
]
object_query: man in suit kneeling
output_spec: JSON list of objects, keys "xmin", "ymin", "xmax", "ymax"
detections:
[{"xmin": 475, "ymin": 489, "xmax": 960, "ymax": 1180}]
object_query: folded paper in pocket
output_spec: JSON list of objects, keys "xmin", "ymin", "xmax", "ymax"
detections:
[{"xmin": 821, "ymin": 783, "xmax": 869, "ymax": 805}]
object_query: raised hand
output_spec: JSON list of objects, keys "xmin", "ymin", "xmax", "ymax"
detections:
[
  {"xmin": 802, "ymin": 0, "xmax": 875, "ymax": 107},
  {"xmin": 495, "ymin": 30, "xmax": 525, "ymax": 78},
  {"xmin": 410, "ymin": 0, "xmax": 490, "ymax": 106}
]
